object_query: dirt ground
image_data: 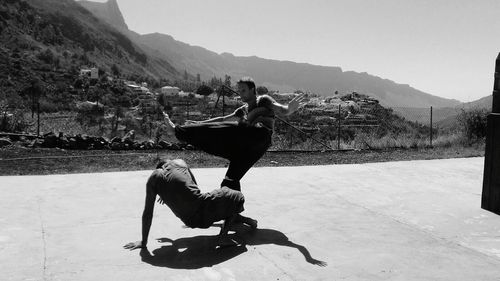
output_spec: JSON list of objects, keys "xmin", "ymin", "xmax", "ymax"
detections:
[{"xmin": 0, "ymin": 145, "xmax": 484, "ymax": 176}]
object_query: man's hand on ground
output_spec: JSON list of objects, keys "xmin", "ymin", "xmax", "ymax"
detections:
[{"xmin": 123, "ymin": 241, "xmax": 144, "ymax": 250}]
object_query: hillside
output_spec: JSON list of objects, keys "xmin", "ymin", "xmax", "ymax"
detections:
[
  {"xmin": 0, "ymin": 0, "xmax": 180, "ymax": 97},
  {"xmin": 433, "ymin": 95, "xmax": 492, "ymax": 129},
  {"xmin": 78, "ymin": 0, "xmax": 461, "ymax": 109},
  {"xmin": 464, "ymin": 95, "xmax": 492, "ymax": 110},
  {"xmin": 77, "ymin": 0, "xmax": 128, "ymax": 31}
]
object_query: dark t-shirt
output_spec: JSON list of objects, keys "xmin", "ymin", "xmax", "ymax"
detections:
[
  {"xmin": 149, "ymin": 159, "xmax": 245, "ymax": 228},
  {"xmin": 235, "ymin": 95, "xmax": 276, "ymax": 130},
  {"xmin": 150, "ymin": 160, "xmax": 205, "ymax": 226}
]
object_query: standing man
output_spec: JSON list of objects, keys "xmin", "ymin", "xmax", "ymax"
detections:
[{"xmin": 162, "ymin": 77, "xmax": 306, "ymax": 191}]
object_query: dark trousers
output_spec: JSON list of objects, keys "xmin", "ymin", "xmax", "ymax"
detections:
[{"xmin": 175, "ymin": 122, "xmax": 272, "ymax": 191}]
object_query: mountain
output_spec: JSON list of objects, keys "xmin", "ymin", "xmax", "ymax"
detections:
[
  {"xmin": 430, "ymin": 95, "xmax": 492, "ymax": 129},
  {"xmin": 77, "ymin": 0, "xmax": 128, "ymax": 31},
  {"xmin": 0, "ymin": 0, "xmax": 180, "ymax": 94},
  {"xmin": 77, "ymin": 0, "xmax": 461, "ymax": 109},
  {"xmin": 463, "ymin": 95, "xmax": 492, "ymax": 110},
  {"xmin": 135, "ymin": 32, "xmax": 461, "ymax": 108},
  {"xmin": 390, "ymin": 94, "xmax": 492, "ymax": 127},
  {"xmin": 2, "ymin": 0, "xmax": 461, "ymax": 110}
]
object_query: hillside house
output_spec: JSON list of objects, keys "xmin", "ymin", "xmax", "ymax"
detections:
[
  {"xmin": 124, "ymin": 83, "xmax": 150, "ymax": 96},
  {"xmin": 325, "ymin": 96, "xmax": 341, "ymax": 104},
  {"xmin": 79, "ymin": 67, "xmax": 98, "ymax": 79},
  {"xmin": 161, "ymin": 86, "xmax": 180, "ymax": 96},
  {"xmin": 307, "ymin": 97, "xmax": 325, "ymax": 106}
]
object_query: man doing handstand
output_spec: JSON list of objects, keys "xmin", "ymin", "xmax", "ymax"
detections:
[{"xmin": 124, "ymin": 159, "xmax": 256, "ymax": 250}]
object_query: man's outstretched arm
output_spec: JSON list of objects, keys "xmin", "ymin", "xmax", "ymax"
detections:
[
  {"xmin": 189, "ymin": 105, "xmax": 243, "ymax": 124},
  {"xmin": 270, "ymin": 93, "xmax": 307, "ymax": 116},
  {"xmin": 124, "ymin": 183, "xmax": 156, "ymax": 250}
]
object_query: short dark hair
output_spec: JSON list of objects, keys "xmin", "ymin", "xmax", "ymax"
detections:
[
  {"xmin": 156, "ymin": 159, "xmax": 168, "ymax": 169},
  {"xmin": 237, "ymin": 76, "xmax": 256, "ymax": 91}
]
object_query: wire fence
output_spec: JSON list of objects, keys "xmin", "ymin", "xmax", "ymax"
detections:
[
  {"xmin": 1, "ymin": 99, "xmax": 468, "ymax": 152},
  {"xmin": 270, "ymin": 105, "xmax": 452, "ymax": 151}
]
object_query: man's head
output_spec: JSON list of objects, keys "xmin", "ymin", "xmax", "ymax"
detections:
[
  {"xmin": 237, "ymin": 77, "xmax": 256, "ymax": 102},
  {"xmin": 156, "ymin": 159, "xmax": 169, "ymax": 169},
  {"xmin": 156, "ymin": 158, "xmax": 188, "ymax": 169}
]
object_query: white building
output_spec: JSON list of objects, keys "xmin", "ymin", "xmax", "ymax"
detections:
[
  {"xmin": 79, "ymin": 67, "xmax": 98, "ymax": 79},
  {"xmin": 161, "ymin": 86, "xmax": 180, "ymax": 96},
  {"xmin": 125, "ymin": 83, "xmax": 149, "ymax": 94}
]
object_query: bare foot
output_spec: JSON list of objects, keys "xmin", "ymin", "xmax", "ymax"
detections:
[
  {"xmin": 237, "ymin": 214, "xmax": 258, "ymax": 229},
  {"xmin": 216, "ymin": 235, "xmax": 239, "ymax": 248},
  {"xmin": 162, "ymin": 111, "xmax": 176, "ymax": 134}
]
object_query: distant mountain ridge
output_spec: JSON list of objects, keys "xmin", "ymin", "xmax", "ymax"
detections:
[
  {"xmin": 77, "ymin": 0, "xmax": 463, "ymax": 108},
  {"xmin": 462, "ymin": 95, "xmax": 492, "ymax": 110}
]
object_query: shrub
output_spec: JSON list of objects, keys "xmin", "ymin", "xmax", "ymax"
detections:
[
  {"xmin": 111, "ymin": 64, "xmax": 120, "ymax": 77},
  {"xmin": 39, "ymin": 99, "xmax": 59, "ymax": 113},
  {"xmin": 257, "ymin": 86, "xmax": 268, "ymax": 95},
  {"xmin": 37, "ymin": 49, "xmax": 55, "ymax": 64},
  {"xmin": 122, "ymin": 112, "xmax": 140, "ymax": 132},
  {"xmin": 196, "ymin": 85, "xmax": 213, "ymax": 96},
  {"xmin": 457, "ymin": 108, "xmax": 488, "ymax": 144},
  {"xmin": 0, "ymin": 109, "xmax": 31, "ymax": 132},
  {"xmin": 76, "ymin": 102, "xmax": 105, "ymax": 127}
]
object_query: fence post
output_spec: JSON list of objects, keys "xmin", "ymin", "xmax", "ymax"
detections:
[
  {"xmin": 482, "ymin": 52, "xmax": 500, "ymax": 215},
  {"xmin": 37, "ymin": 100, "xmax": 40, "ymax": 136},
  {"xmin": 430, "ymin": 106, "xmax": 433, "ymax": 147},
  {"xmin": 337, "ymin": 104, "xmax": 341, "ymax": 150},
  {"xmin": 222, "ymin": 95, "xmax": 225, "ymax": 116}
]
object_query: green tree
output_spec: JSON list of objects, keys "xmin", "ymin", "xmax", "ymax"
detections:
[
  {"xmin": 257, "ymin": 86, "xmax": 268, "ymax": 95},
  {"xmin": 76, "ymin": 102, "xmax": 105, "ymax": 128},
  {"xmin": 40, "ymin": 25, "xmax": 57, "ymax": 44},
  {"xmin": 22, "ymin": 80, "xmax": 44, "ymax": 118},
  {"xmin": 106, "ymin": 86, "xmax": 132, "ymax": 132},
  {"xmin": 224, "ymin": 74, "xmax": 231, "ymax": 87},
  {"xmin": 458, "ymin": 108, "xmax": 488, "ymax": 144},
  {"xmin": 209, "ymin": 76, "xmax": 223, "ymax": 88},
  {"xmin": 37, "ymin": 49, "xmax": 55, "ymax": 64},
  {"xmin": 111, "ymin": 64, "xmax": 121, "ymax": 77},
  {"xmin": 196, "ymin": 85, "xmax": 213, "ymax": 96}
]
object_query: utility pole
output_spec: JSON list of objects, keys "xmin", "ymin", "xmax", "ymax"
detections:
[
  {"xmin": 222, "ymin": 94, "xmax": 225, "ymax": 116},
  {"xmin": 430, "ymin": 106, "xmax": 433, "ymax": 147},
  {"xmin": 37, "ymin": 98, "xmax": 40, "ymax": 136},
  {"xmin": 337, "ymin": 104, "xmax": 341, "ymax": 150}
]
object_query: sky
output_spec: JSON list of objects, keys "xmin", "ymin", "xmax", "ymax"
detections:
[{"xmin": 95, "ymin": 0, "xmax": 500, "ymax": 102}]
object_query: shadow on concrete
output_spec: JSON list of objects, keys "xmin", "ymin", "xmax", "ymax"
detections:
[{"xmin": 140, "ymin": 224, "xmax": 327, "ymax": 269}]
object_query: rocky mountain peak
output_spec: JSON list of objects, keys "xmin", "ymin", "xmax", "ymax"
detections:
[{"xmin": 77, "ymin": 0, "xmax": 128, "ymax": 31}]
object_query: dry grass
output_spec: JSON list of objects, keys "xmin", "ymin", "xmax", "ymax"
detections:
[
  {"xmin": 272, "ymin": 130, "xmax": 472, "ymax": 151},
  {"xmin": 24, "ymin": 112, "xmax": 86, "ymax": 136}
]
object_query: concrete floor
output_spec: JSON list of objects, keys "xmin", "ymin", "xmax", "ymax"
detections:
[{"xmin": 1, "ymin": 157, "xmax": 500, "ymax": 281}]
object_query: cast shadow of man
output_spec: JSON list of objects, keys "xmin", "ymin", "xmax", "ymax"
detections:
[{"xmin": 140, "ymin": 224, "xmax": 327, "ymax": 269}]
